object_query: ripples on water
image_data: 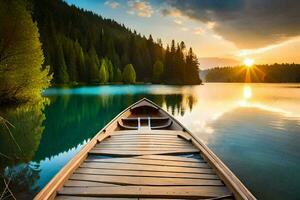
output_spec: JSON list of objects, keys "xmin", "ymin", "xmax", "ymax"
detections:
[{"xmin": 0, "ymin": 83, "xmax": 300, "ymax": 199}]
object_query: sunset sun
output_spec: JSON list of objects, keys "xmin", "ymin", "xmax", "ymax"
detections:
[{"xmin": 244, "ymin": 58, "xmax": 255, "ymax": 68}]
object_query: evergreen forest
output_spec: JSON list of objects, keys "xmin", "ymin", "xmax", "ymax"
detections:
[
  {"xmin": 32, "ymin": 0, "xmax": 202, "ymax": 85},
  {"xmin": 204, "ymin": 63, "xmax": 300, "ymax": 83}
]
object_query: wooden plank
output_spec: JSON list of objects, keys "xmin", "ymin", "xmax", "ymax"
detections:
[
  {"xmin": 110, "ymin": 134, "xmax": 179, "ymax": 138},
  {"xmin": 56, "ymin": 196, "xmax": 233, "ymax": 200},
  {"xmin": 108, "ymin": 136, "xmax": 180, "ymax": 141},
  {"xmin": 85, "ymin": 157, "xmax": 207, "ymax": 168},
  {"xmin": 104, "ymin": 139, "xmax": 184, "ymax": 143},
  {"xmin": 64, "ymin": 180, "xmax": 117, "ymax": 187},
  {"xmin": 89, "ymin": 149, "xmax": 199, "ymax": 156},
  {"xmin": 101, "ymin": 139, "xmax": 186, "ymax": 144},
  {"xmin": 92, "ymin": 147, "xmax": 198, "ymax": 152},
  {"xmin": 56, "ymin": 194, "xmax": 234, "ymax": 200},
  {"xmin": 136, "ymin": 155, "xmax": 201, "ymax": 163},
  {"xmin": 111, "ymin": 132, "xmax": 179, "ymax": 136},
  {"xmin": 81, "ymin": 162, "xmax": 213, "ymax": 174},
  {"xmin": 96, "ymin": 143, "xmax": 192, "ymax": 148},
  {"xmin": 69, "ymin": 174, "xmax": 224, "ymax": 186},
  {"xmin": 100, "ymin": 140, "xmax": 190, "ymax": 145},
  {"xmin": 140, "ymin": 198, "xmax": 234, "ymax": 200},
  {"xmin": 103, "ymin": 138, "xmax": 187, "ymax": 142},
  {"xmin": 58, "ymin": 186, "xmax": 231, "ymax": 198},
  {"xmin": 105, "ymin": 134, "xmax": 183, "ymax": 140},
  {"xmin": 75, "ymin": 168, "xmax": 219, "ymax": 179},
  {"xmin": 111, "ymin": 130, "xmax": 190, "ymax": 137},
  {"xmin": 56, "ymin": 196, "xmax": 137, "ymax": 200}
]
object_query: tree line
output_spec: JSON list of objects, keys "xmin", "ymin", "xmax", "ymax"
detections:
[
  {"xmin": 0, "ymin": 0, "xmax": 201, "ymax": 104},
  {"xmin": 204, "ymin": 63, "xmax": 300, "ymax": 83},
  {"xmin": 32, "ymin": 0, "xmax": 202, "ymax": 85}
]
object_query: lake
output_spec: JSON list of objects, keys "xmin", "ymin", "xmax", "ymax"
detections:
[{"xmin": 1, "ymin": 83, "xmax": 300, "ymax": 199}]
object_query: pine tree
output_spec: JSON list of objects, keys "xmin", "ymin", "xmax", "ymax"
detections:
[
  {"xmin": 74, "ymin": 41, "xmax": 86, "ymax": 83},
  {"xmin": 106, "ymin": 58, "xmax": 114, "ymax": 82},
  {"xmin": 99, "ymin": 59, "xmax": 107, "ymax": 83},
  {"xmin": 122, "ymin": 64, "xmax": 136, "ymax": 84},
  {"xmin": 152, "ymin": 60, "xmax": 164, "ymax": 83},
  {"xmin": 87, "ymin": 47, "xmax": 100, "ymax": 83},
  {"xmin": 55, "ymin": 41, "xmax": 69, "ymax": 83},
  {"xmin": 185, "ymin": 48, "xmax": 201, "ymax": 84},
  {"xmin": 114, "ymin": 67, "xmax": 122, "ymax": 82}
]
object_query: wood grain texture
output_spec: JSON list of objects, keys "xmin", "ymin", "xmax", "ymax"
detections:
[
  {"xmin": 135, "ymin": 154, "xmax": 201, "ymax": 162},
  {"xmin": 96, "ymin": 143, "xmax": 191, "ymax": 148},
  {"xmin": 69, "ymin": 173, "xmax": 223, "ymax": 186},
  {"xmin": 99, "ymin": 140, "xmax": 189, "ymax": 145},
  {"xmin": 64, "ymin": 180, "xmax": 117, "ymax": 187},
  {"xmin": 89, "ymin": 149, "xmax": 199, "ymax": 156},
  {"xmin": 81, "ymin": 162, "xmax": 213, "ymax": 173},
  {"xmin": 85, "ymin": 157, "xmax": 207, "ymax": 168},
  {"xmin": 58, "ymin": 185, "xmax": 231, "ymax": 198},
  {"xmin": 56, "ymin": 196, "xmax": 137, "ymax": 200},
  {"xmin": 75, "ymin": 168, "xmax": 218, "ymax": 179},
  {"xmin": 92, "ymin": 147, "xmax": 198, "ymax": 152}
]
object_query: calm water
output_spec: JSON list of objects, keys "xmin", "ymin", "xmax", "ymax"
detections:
[{"xmin": 1, "ymin": 83, "xmax": 300, "ymax": 199}]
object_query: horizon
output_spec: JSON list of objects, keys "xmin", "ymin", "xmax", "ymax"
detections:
[{"xmin": 64, "ymin": 0, "xmax": 300, "ymax": 69}]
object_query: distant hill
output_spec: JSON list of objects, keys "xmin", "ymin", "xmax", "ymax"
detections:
[
  {"xmin": 202, "ymin": 63, "xmax": 300, "ymax": 83},
  {"xmin": 198, "ymin": 57, "xmax": 240, "ymax": 69},
  {"xmin": 32, "ymin": 0, "xmax": 201, "ymax": 85}
]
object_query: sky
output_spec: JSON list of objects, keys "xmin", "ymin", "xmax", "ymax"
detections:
[{"xmin": 65, "ymin": 0, "xmax": 300, "ymax": 69}]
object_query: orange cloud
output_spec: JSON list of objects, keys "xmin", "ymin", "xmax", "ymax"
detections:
[{"xmin": 128, "ymin": 0, "xmax": 154, "ymax": 18}]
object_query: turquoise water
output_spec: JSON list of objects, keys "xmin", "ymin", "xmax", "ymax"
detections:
[{"xmin": 1, "ymin": 83, "xmax": 300, "ymax": 199}]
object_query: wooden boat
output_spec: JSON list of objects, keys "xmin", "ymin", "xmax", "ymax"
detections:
[{"xmin": 35, "ymin": 98, "xmax": 256, "ymax": 200}]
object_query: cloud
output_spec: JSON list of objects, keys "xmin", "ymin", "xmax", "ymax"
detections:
[
  {"xmin": 161, "ymin": 7, "xmax": 183, "ymax": 18},
  {"xmin": 104, "ymin": 0, "xmax": 120, "ymax": 9},
  {"xmin": 174, "ymin": 19, "xmax": 182, "ymax": 25},
  {"xmin": 127, "ymin": 0, "xmax": 154, "ymax": 18},
  {"xmin": 206, "ymin": 21, "xmax": 216, "ymax": 30},
  {"xmin": 161, "ymin": 0, "xmax": 300, "ymax": 49},
  {"xmin": 194, "ymin": 27, "xmax": 205, "ymax": 35},
  {"xmin": 238, "ymin": 36, "xmax": 300, "ymax": 57},
  {"xmin": 181, "ymin": 27, "xmax": 189, "ymax": 32}
]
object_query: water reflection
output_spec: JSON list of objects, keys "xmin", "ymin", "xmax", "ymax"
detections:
[
  {"xmin": 0, "ymin": 84, "xmax": 300, "ymax": 200},
  {"xmin": 243, "ymin": 85, "xmax": 252, "ymax": 99},
  {"xmin": 35, "ymin": 93, "xmax": 197, "ymax": 162},
  {"xmin": 0, "ymin": 101, "xmax": 47, "ymax": 198}
]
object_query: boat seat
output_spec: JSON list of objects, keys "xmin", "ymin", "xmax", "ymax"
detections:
[
  {"xmin": 118, "ymin": 121, "xmax": 138, "ymax": 130},
  {"xmin": 118, "ymin": 117, "xmax": 172, "ymax": 130},
  {"xmin": 151, "ymin": 120, "xmax": 173, "ymax": 129},
  {"xmin": 122, "ymin": 117, "xmax": 169, "ymax": 122}
]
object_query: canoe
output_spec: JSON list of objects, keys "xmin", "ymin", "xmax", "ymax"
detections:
[{"xmin": 35, "ymin": 98, "xmax": 256, "ymax": 200}]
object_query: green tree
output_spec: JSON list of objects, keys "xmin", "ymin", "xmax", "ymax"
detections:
[
  {"xmin": 114, "ymin": 67, "xmax": 122, "ymax": 82},
  {"xmin": 106, "ymin": 58, "xmax": 114, "ymax": 82},
  {"xmin": 99, "ymin": 59, "xmax": 108, "ymax": 83},
  {"xmin": 74, "ymin": 41, "xmax": 86, "ymax": 83},
  {"xmin": 122, "ymin": 64, "xmax": 136, "ymax": 84},
  {"xmin": 152, "ymin": 60, "xmax": 164, "ymax": 83},
  {"xmin": 87, "ymin": 47, "xmax": 100, "ymax": 83},
  {"xmin": 54, "ymin": 42, "xmax": 69, "ymax": 83},
  {"xmin": 0, "ymin": 0, "xmax": 51, "ymax": 104}
]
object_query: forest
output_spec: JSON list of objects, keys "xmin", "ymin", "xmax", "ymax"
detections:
[
  {"xmin": 32, "ymin": 0, "xmax": 202, "ymax": 85},
  {"xmin": 0, "ymin": 0, "xmax": 201, "ymax": 104},
  {"xmin": 204, "ymin": 63, "xmax": 300, "ymax": 83}
]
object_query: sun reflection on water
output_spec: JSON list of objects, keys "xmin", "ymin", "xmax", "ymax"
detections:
[{"xmin": 243, "ymin": 85, "xmax": 252, "ymax": 99}]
